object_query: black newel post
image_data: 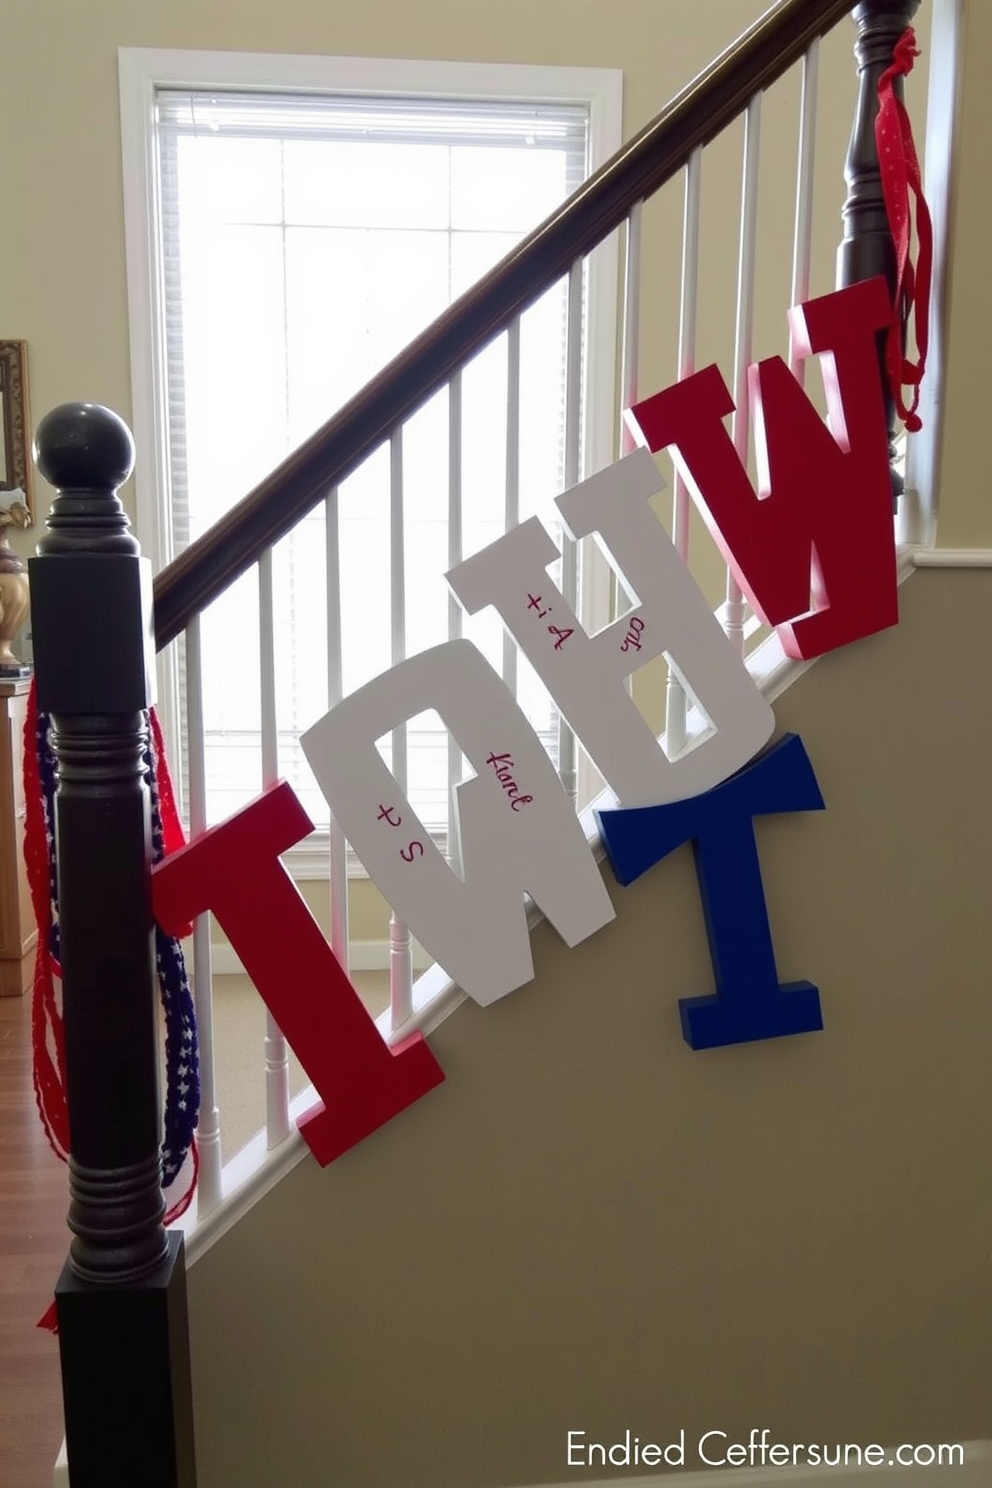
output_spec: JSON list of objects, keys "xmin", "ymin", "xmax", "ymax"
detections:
[
  {"xmin": 838, "ymin": 0, "xmax": 922, "ymax": 507},
  {"xmin": 30, "ymin": 404, "xmax": 197, "ymax": 1488}
]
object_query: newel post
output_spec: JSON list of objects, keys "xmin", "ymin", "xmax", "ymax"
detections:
[
  {"xmin": 838, "ymin": 0, "xmax": 922, "ymax": 506},
  {"xmin": 30, "ymin": 404, "xmax": 197, "ymax": 1487}
]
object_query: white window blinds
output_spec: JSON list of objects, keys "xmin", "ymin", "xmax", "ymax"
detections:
[{"xmin": 155, "ymin": 85, "xmax": 591, "ymax": 840}]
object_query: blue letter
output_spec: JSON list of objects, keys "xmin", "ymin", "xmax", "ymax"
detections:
[{"xmin": 597, "ymin": 733, "xmax": 825, "ymax": 1049}]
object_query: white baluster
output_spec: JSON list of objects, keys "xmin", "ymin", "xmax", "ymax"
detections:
[
  {"xmin": 619, "ymin": 202, "xmax": 643, "ymax": 715},
  {"xmin": 325, "ymin": 486, "xmax": 350, "ymax": 972},
  {"xmin": 790, "ymin": 39, "xmax": 820, "ymax": 384},
  {"xmin": 389, "ymin": 427, "xmax": 414, "ymax": 1029},
  {"xmin": 447, "ymin": 373, "xmax": 464, "ymax": 876},
  {"xmin": 503, "ymin": 320, "xmax": 521, "ymax": 697},
  {"xmin": 725, "ymin": 94, "xmax": 762, "ymax": 658},
  {"xmin": 258, "ymin": 549, "xmax": 290, "ymax": 1149},
  {"xmin": 620, "ymin": 200, "xmax": 642, "ymax": 458},
  {"xmin": 184, "ymin": 614, "xmax": 222, "ymax": 1214},
  {"xmin": 557, "ymin": 259, "xmax": 583, "ymax": 808},
  {"xmin": 667, "ymin": 148, "xmax": 703, "ymax": 756}
]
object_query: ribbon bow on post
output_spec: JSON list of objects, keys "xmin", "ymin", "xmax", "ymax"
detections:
[{"xmin": 875, "ymin": 26, "xmax": 933, "ymax": 434}]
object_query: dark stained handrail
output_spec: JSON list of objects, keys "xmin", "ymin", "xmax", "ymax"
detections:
[{"xmin": 153, "ymin": 0, "xmax": 855, "ymax": 650}]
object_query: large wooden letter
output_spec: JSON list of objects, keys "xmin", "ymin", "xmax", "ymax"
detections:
[
  {"xmin": 447, "ymin": 449, "xmax": 774, "ymax": 808},
  {"xmin": 598, "ymin": 734, "xmax": 825, "ymax": 1049},
  {"xmin": 626, "ymin": 278, "xmax": 895, "ymax": 660},
  {"xmin": 301, "ymin": 640, "xmax": 614, "ymax": 1006},
  {"xmin": 152, "ymin": 782, "xmax": 445, "ymax": 1166}
]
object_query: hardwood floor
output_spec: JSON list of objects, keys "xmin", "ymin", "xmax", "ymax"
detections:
[{"xmin": 0, "ymin": 991, "xmax": 68, "ymax": 1488}]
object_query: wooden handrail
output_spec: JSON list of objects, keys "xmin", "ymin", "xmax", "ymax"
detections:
[{"xmin": 152, "ymin": 0, "xmax": 856, "ymax": 650}]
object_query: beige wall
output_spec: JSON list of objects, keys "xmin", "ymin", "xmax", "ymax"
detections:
[{"xmin": 186, "ymin": 566, "xmax": 992, "ymax": 1488}]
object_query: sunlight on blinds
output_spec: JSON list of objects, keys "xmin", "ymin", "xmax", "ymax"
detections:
[{"xmin": 157, "ymin": 89, "xmax": 589, "ymax": 836}]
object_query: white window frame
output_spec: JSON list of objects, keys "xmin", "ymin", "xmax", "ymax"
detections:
[{"xmin": 118, "ymin": 47, "xmax": 623, "ymax": 872}]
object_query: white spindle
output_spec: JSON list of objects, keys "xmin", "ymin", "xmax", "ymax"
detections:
[
  {"xmin": 258, "ymin": 555, "xmax": 278, "ymax": 782},
  {"xmin": 557, "ymin": 259, "xmax": 583, "ymax": 806},
  {"xmin": 258, "ymin": 551, "xmax": 290, "ymax": 1149},
  {"xmin": 790, "ymin": 40, "xmax": 820, "ymax": 383},
  {"xmin": 503, "ymin": 320, "xmax": 521, "ymax": 695},
  {"xmin": 620, "ymin": 203, "xmax": 643, "ymax": 708},
  {"xmin": 389, "ymin": 428, "xmax": 414, "ymax": 1028},
  {"xmin": 620, "ymin": 200, "xmax": 642, "ymax": 456},
  {"xmin": 324, "ymin": 487, "xmax": 350, "ymax": 972},
  {"xmin": 446, "ymin": 373, "xmax": 464, "ymax": 875},
  {"xmin": 725, "ymin": 94, "xmax": 762, "ymax": 658},
  {"xmin": 184, "ymin": 614, "xmax": 222, "ymax": 1214},
  {"xmin": 667, "ymin": 149, "xmax": 703, "ymax": 755}
]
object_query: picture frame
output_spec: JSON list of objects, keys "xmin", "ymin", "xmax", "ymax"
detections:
[{"xmin": 0, "ymin": 341, "xmax": 33, "ymax": 526}]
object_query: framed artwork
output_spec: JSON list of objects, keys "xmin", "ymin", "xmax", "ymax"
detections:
[{"xmin": 0, "ymin": 341, "xmax": 32, "ymax": 525}]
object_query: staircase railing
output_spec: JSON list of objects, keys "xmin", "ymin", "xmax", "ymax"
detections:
[
  {"xmin": 29, "ymin": 2, "xmax": 925, "ymax": 1482},
  {"xmin": 153, "ymin": 0, "xmax": 900, "ymax": 648}
]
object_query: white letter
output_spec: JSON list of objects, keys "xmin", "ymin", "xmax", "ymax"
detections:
[
  {"xmin": 698, "ymin": 1432, "xmax": 727, "ymax": 1467},
  {"xmin": 301, "ymin": 641, "xmax": 614, "ymax": 1007},
  {"xmin": 566, "ymin": 1432, "xmax": 585, "ymax": 1466},
  {"xmin": 609, "ymin": 1432, "xmax": 632, "ymax": 1466},
  {"xmin": 447, "ymin": 450, "xmax": 773, "ymax": 808}
]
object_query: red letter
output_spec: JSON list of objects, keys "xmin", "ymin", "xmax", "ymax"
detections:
[
  {"xmin": 626, "ymin": 278, "xmax": 896, "ymax": 660},
  {"xmin": 152, "ymin": 782, "xmax": 444, "ymax": 1166}
]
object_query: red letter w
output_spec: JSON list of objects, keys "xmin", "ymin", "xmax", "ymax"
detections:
[{"xmin": 626, "ymin": 278, "xmax": 895, "ymax": 661}]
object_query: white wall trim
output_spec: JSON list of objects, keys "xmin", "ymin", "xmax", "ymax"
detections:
[
  {"xmin": 118, "ymin": 46, "xmax": 624, "ymax": 107},
  {"xmin": 54, "ymin": 1439, "xmax": 992, "ymax": 1488},
  {"xmin": 911, "ymin": 547, "xmax": 992, "ymax": 567},
  {"xmin": 508, "ymin": 1443, "xmax": 992, "ymax": 1488}
]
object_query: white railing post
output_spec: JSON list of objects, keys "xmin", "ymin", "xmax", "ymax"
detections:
[
  {"xmin": 503, "ymin": 322, "xmax": 521, "ymax": 698},
  {"xmin": 667, "ymin": 149, "xmax": 703, "ymax": 754},
  {"xmin": 557, "ymin": 259, "xmax": 584, "ymax": 807},
  {"xmin": 258, "ymin": 550, "xmax": 291, "ymax": 1149},
  {"xmin": 389, "ymin": 428, "xmax": 414, "ymax": 1029},
  {"xmin": 447, "ymin": 373, "xmax": 465, "ymax": 875},
  {"xmin": 619, "ymin": 203, "xmax": 643, "ymax": 719},
  {"xmin": 620, "ymin": 200, "xmax": 643, "ymax": 458},
  {"xmin": 790, "ymin": 39, "xmax": 820, "ymax": 384},
  {"xmin": 325, "ymin": 487, "xmax": 351, "ymax": 972},
  {"xmin": 725, "ymin": 94, "xmax": 762, "ymax": 659},
  {"xmin": 184, "ymin": 614, "xmax": 222, "ymax": 1214}
]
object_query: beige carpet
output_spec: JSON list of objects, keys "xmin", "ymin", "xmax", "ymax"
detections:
[{"xmin": 206, "ymin": 971, "xmax": 391, "ymax": 1158}]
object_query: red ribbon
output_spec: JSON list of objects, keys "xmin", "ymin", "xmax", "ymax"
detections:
[
  {"xmin": 23, "ymin": 683, "xmax": 69, "ymax": 1162},
  {"xmin": 150, "ymin": 707, "xmax": 191, "ymax": 873},
  {"xmin": 875, "ymin": 26, "xmax": 933, "ymax": 433}
]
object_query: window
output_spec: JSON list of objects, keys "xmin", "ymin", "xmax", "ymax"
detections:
[{"xmin": 119, "ymin": 51, "xmax": 622, "ymax": 861}]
